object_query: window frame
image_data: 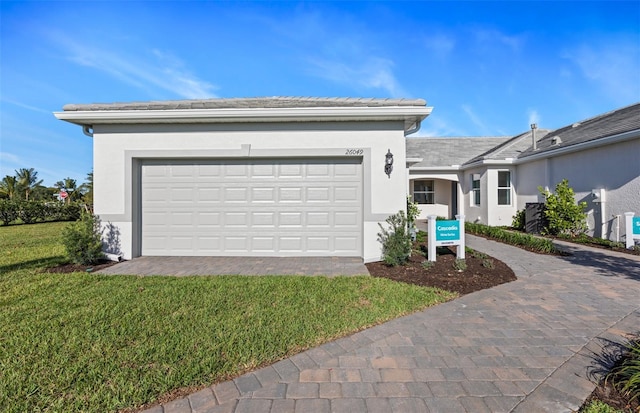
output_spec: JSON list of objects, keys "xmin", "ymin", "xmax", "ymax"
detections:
[
  {"xmin": 497, "ymin": 170, "xmax": 512, "ymax": 206},
  {"xmin": 413, "ymin": 179, "xmax": 435, "ymax": 205},
  {"xmin": 471, "ymin": 175, "xmax": 481, "ymax": 206}
]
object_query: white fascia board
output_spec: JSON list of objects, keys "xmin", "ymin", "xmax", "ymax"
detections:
[
  {"xmin": 514, "ymin": 129, "xmax": 640, "ymax": 164},
  {"xmin": 460, "ymin": 158, "xmax": 515, "ymax": 170},
  {"xmin": 409, "ymin": 166, "xmax": 460, "ymax": 171},
  {"xmin": 54, "ymin": 106, "xmax": 433, "ymax": 131}
]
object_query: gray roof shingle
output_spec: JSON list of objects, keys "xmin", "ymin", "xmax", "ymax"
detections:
[
  {"xmin": 62, "ymin": 97, "xmax": 427, "ymax": 111},
  {"xmin": 406, "ymin": 137, "xmax": 512, "ymax": 168},
  {"xmin": 519, "ymin": 102, "xmax": 640, "ymax": 158}
]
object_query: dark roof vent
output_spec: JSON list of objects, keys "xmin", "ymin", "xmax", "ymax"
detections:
[{"xmin": 551, "ymin": 136, "xmax": 562, "ymax": 145}]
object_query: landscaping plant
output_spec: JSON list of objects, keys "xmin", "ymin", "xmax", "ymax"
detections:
[
  {"xmin": 377, "ymin": 211, "xmax": 412, "ymax": 266},
  {"xmin": 61, "ymin": 212, "xmax": 104, "ymax": 265},
  {"xmin": 465, "ymin": 221, "xmax": 559, "ymax": 254},
  {"xmin": 538, "ymin": 179, "xmax": 587, "ymax": 237},
  {"xmin": 605, "ymin": 339, "xmax": 640, "ymax": 405},
  {"xmin": 512, "ymin": 208, "xmax": 526, "ymax": 231}
]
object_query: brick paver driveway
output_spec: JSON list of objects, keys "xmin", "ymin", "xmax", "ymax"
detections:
[{"xmin": 143, "ymin": 235, "xmax": 639, "ymax": 413}]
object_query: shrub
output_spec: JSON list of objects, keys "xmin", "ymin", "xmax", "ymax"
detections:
[
  {"xmin": 17, "ymin": 201, "xmax": 46, "ymax": 224},
  {"xmin": 0, "ymin": 199, "xmax": 18, "ymax": 225},
  {"xmin": 378, "ymin": 211, "xmax": 412, "ymax": 266},
  {"xmin": 482, "ymin": 258, "xmax": 495, "ymax": 269},
  {"xmin": 453, "ymin": 259, "xmax": 467, "ymax": 271},
  {"xmin": 605, "ymin": 338, "xmax": 640, "ymax": 405},
  {"xmin": 61, "ymin": 213, "xmax": 104, "ymax": 265},
  {"xmin": 465, "ymin": 221, "xmax": 559, "ymax": 254},
  {"xmin": 421, "ymin": 261, "xmax": 434, "ymax": 270},
  {"xmin": 538, "ymin": 179, "xmax": 587, "ymax": 237},
  {"xmin": 512, "ymin": 208, "xmax": 526, "ymax": 231}
]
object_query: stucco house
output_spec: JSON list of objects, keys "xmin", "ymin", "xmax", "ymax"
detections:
[
  {"xmin": 407, "ymin": 102, "xmax": 640, "ymax": 242},
  {"xmin": 55, "ymin": 98, "xmax": 639, "ymax": 262},
  {"xmin": 55, "ymin": 97, "xmax": 433, "ymax": 262}
]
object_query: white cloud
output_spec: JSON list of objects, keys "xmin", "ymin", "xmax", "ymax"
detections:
[
  {"xmin": 472, "ymin": 28, "xmax": 524, "ymax": 52},
  {"xmin": 50, "ymin": 32, "xmax": 217, "ymax": 99},
  {"xmin": 563, "ymin": 40, "xmax": 640, "ymax": 105},
  {"xmin": 415, "ymin": 115, "xmax": 467, "ymax": 137},
  {"xmin": 423, "ymin": 33, "xmax": 456, "ymax": 58},
  {"xmin": 308, "ymin": 57, "xmax": 408, "ymax": 97},
  {"xmin": 462, "ymin": 104, "xmax": 491, "ymax": 135},
  {"xmin": 1, "ymin": 99, "xmax": 51, "ymax": 114}
]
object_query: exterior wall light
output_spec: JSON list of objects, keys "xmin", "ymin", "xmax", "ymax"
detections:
[{"xmin": 385, "ymin": 149, "xmax": 394, "ymax": 178}]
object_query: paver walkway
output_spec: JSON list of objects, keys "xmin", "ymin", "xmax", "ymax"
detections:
[
  {"xmin": 143, "ymin": 236, "xmax": 640, "ymax": 413},
  {"xmin": 98, "ymin": 256, "xmax": 369, "ymax": 276}
]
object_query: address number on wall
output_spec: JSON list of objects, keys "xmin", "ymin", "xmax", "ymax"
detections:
[{"xmin": 345, "ymin": 149, "xmax": 364, "ymax": 155}]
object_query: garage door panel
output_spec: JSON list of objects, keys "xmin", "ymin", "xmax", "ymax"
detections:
[
  {"xmin": 252, "ymin": 237, "xmax": 275, "ymax": 251},
  {"xmin": 197, "ymin": 212, "xmax": 221, "ymax": 226},
  {"xmin": 141, "ymin": 158, "xmax": 362, "ymax": 256},
  {"xmin": 334, "ymin": 212, "xmax": 359, "ymax": 227},
  {"xmin": 335, "ymin": 237, "xmax": 359, "ymax": 252},
  {"xmin": 251, "ymin": 164, "xmax": 276, "ymax": 177},
  {"xmin": 224, "ymin": 236, "xmax": 249, "ymax": 251},
  {"xmin": 251, "ymin": 212, "xmax": 275, "ymax": 226},
  {"xmin": 307, "ymin": 187, "xmax": 330, "ymax": 202},
  {"xmin": 198, "ymin": 188, "xmax": 222, "ymax": 202},
  {"xmin": 198, "ymin": 236, "xmax": 221, "ymax": 252},
  {"xmin": 279, "ymin": 187, "xmax": 303, "ymax": 202},
  {"xmin": 251, "ymin": 187, "xmax": 275, "ymax": 202}
]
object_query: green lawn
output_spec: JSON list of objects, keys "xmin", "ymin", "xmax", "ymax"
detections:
[{"xmin": 0, "ymin": 222, "xmax": 456, "ymax": 412}]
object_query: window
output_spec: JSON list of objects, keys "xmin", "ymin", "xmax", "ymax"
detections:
[
  {"xmin": 413, "ymin": 180, "xmax": 434, "ymax": 204},
  {"xmin": 471, "ymin": 175, "xmax": 480, "ymax": 206},
  {"xmin": 497, "ymin": 171, "xmax": 511, "ymax": 205}
]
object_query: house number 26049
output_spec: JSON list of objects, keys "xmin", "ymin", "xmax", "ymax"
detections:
[{"xmin": 345, "ymin": 149, "xmax": 363, "ymax": 155}]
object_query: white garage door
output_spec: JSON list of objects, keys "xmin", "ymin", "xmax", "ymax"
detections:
[{"xmin": 141, "ymin": 158, "xmax": 363, "ymax": 256}]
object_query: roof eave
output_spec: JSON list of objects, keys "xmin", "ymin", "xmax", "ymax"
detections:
[{"xmin": 54, "ymin": 106, "xmax": 433, "ymax": 133}]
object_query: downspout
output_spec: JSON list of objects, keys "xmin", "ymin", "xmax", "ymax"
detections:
[
  {"xmin": 82, "ymin": 125, "xmax": 94, "ymax": 137},
  {"xmin": 405, "ymin": 120, "xmax": 421, "ymax": 136}
]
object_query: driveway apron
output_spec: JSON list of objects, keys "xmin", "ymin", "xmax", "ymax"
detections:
[{"xmin": 144, "ymin": 235, "xmax": 640, "ymax": 413}]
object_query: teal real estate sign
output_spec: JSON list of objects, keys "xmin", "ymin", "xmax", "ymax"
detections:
[
  {"xmin": 435, "ymin": 220, "xmax": 461, "ymax": 243},
  {"xmin": 634, "ymin": 217, "xmax": 640, "ymax": 235},
  {"xmin": 427, "ymin": 215, "xmax": 466, "ymax": 261}
]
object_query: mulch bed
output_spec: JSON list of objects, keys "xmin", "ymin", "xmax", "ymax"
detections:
[{"xmin": 366, "ymin": 244, "xmax": 516, "ymax": 295}]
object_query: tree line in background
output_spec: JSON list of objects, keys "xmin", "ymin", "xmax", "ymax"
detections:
[{"xmin": 0, "ymin": 168, "xmax": 93, "ymax": 226}]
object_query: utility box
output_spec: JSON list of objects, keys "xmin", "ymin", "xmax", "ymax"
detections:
[{"xmin": 525, "ymin": 203, "xmax": 546, "ymax": 234}]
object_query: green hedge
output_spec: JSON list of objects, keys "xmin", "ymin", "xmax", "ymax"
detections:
[
  {"xmin": 0, "ymin": 200, "xmax": 84, "ymax": 226},
  {"xmin": 465, "ymin": 221, "xmax": 560, "ymax": 254}
]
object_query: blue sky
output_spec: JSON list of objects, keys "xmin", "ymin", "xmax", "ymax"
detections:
[{"xmin": 1, "ymin": 1, "xmax": 639, "ymax": 187}]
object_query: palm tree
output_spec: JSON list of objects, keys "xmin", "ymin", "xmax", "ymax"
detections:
[
  {"xmin": 15, "ymin": 168, "xmax": 43, "ymax": 201},
  {"xmin": 0, "ymin": 175, "xmax": 18, "ymax": 200}
]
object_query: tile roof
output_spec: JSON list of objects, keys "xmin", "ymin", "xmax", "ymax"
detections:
[
  {"xmin": 518, "ymin": 102, "xmax": 640, "ymax": 158},
  {"xmin": 62, "ymin": 97, "xmax": 427, "ymax": 111},
  {"xmin": 406, "ymin": 137, "xmax": 512, "ymax": 168}
]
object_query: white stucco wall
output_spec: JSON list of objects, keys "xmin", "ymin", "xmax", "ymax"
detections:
[
  {"xmin": 515, "ymin": 138, "xmax": 640, "ymax": 240},
  {"xmin": 92, "ymin": 121, "xmax": 408, "ymax": 262},
  {"xmin": 408, "ymin": 174, "xmax": 458, "ymax": 219},
  {"xmin": 461, "ymin": 168, "xmax": 486, "ymax": 224},
  {"xmin": 485, "ymin": 167, "xmax": 517, "ymax": 226}
]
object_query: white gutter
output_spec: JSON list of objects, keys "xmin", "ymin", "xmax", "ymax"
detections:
[{"xmin": 54, "ymin": 106, "xmax": 433, "ymax": 131}]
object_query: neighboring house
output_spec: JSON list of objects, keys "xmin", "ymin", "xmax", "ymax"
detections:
[
  {"xmin": 55, "ymin": 97, "xmax": 432, "ymax": 262},
  {"xmin": 55, "ymin": 98, "xmax": 639, "ymax": 262},
  {"xmin": 407, "ymin": 102, "xmax": 640, "ymax": 243}
]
